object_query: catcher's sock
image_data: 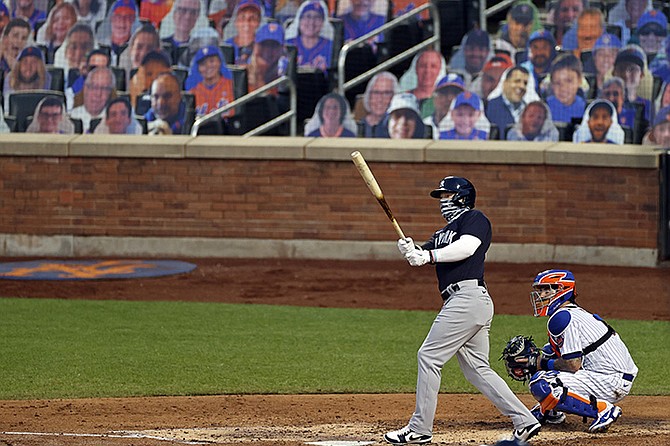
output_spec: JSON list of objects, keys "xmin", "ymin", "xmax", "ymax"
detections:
[
  {"xmin": 384, "ymin": 425, "xmax": 432, "ymax": 445},
  {"xmin": 513, "ymin": 422, "xmax": 541, "ymax": 442},
  {"xmin": 589, "ymin": 403, "xmax": 622, "ymax": 433},
  {"xmin": 531, "ymin": 403, "xmax": 566, "ymax": 425}
]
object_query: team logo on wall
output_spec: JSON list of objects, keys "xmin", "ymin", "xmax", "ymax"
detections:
[{"xmin": 0, "ymin": 260, "xmax": 196, "ymax": 280}]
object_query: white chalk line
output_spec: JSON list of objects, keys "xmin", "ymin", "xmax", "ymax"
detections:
[{"xmin": 0, "ymin": 431, "xmax": 209, "ymax": 445}]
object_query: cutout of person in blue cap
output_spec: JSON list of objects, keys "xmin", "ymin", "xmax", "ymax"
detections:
[
  {"xmin": 185, "ymin": 45, "xmax": 235, "ymax": 117},
  {"xmin": 506, "ymin": 100, "xmax": 558, "ymax": 141},
  {"xmin": 439, "ymin": 90, "xmax": 489, "ymax": 140},
  {"xmin": 3, "ymin": 45, "xmax": 50, "ymax": 111},
  {"xmin": 0, "ymin": 18, "xmax": 32, "ymax": 73},
  {"xmin": 247, "ymin": 22, "xmax": 287, "ymax": 93},
  {"xmin": 590, "ymin": 33, "xmax": 621, "ymax": 92},
  {"xmin": 35, "ymin": 2, "xmax": 77, "ymax": 55},
  {"xmin": 546, "ymin": 53, "xmax": 586, "ymax": 124},
  {"xmin": 337, "ymin": 0, "xmax": 387, "ymax": 48},
  {"xmin": 304, "ymin": 92, "xmax": 357, "ymax": 137},
  {"xmin": 498, "ymin": 1, "xmax": 538, "ymax": 52},
  {"xmin": 360, "ymin": 71, "xmax": 398, "ymax": 137},
  {"xmin": 613, "ymin": 44, "xmax": 651, "ymax": 122},
  {"xmin": 96, "ymin": 0, "xmax": 140, "ymax": 63},
  {"xmin": 643, "ymin": 104, "xmax": 670, "ymax": 146},
  {"xmin": 607, "ymin": 0, "xmax": 651, "ymax": 46},
  {"xmin": 572, "ymin": 98, "xmax": 625, "ymax": 143},
  {"xmin": 160, "ymin": 0, "xmax": 209, "ymax": 48},
  {"xmin": 521, "ymin": 29, "xmax": 556, "ymax": 94},
  {"xmin": 634, "ymin": 9, "xmax": 668, "ymax": 54},
  {"xmin": 285, "ymin": 0, "xmax": 333, "ymax": 71},
  {"xmin": 423, "ymin": 73, "xmax": 465, "ymax": 138},
  {"xmin": 598, "ymin": 76, "xmax": 636, "ymax": 129},
  {"xmin": 223, "ymin": 0, "xmax": 266, "ymax": 65},
  {"xmin": 11, "ymin": 0, "xmax": 46, "ymax": 30}
]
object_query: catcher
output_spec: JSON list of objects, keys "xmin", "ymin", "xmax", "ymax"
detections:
[{"xmin": 501, "ymin": 269, "xmax": 638, "ymax": 433}]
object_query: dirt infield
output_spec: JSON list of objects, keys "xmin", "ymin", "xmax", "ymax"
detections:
[{"xmin": 0, "ymin": 259, "xmax": 668, "ymax": 446}]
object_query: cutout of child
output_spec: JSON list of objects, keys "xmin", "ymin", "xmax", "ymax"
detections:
[
  {"xmin": 439, "ymin": 91, "xmax": 490, "ymax": 140},
  {"xmin": 546, "ymin": 53, "xmax": 586, "ymax": 124}
]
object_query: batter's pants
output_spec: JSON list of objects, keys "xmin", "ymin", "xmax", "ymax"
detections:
[{"xmin": 408, "ymin": 284, "xmax": 538, "ymax": 435}]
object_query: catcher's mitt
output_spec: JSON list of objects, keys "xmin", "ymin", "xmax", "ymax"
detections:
[{"xmin": 500, "ymin": 335, "xmax": 539, "ymax": 382}]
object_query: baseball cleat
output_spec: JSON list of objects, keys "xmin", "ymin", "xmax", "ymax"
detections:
[
  {"xmin": 512, "ymin": 422, "xmax": 541, "ymax": 442},
  {"xmin": 589, "ymin": 403, "xmax": 622, "ymax": 433},
  {"xmin": 531, "ymin": 403, "xmax": 566, "ymax": 425},
  {"xmin": 384, "ymin": 425, "xmax": 432, "ymax": 445}
]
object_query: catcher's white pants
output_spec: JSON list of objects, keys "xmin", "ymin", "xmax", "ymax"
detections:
[
  {"xmin": 408, "ymin": 286, "xmax": 537, "ymax": 435},
  {"xmin": 550, "ymin": 369, "xmax": 634, "ymax": 403}
]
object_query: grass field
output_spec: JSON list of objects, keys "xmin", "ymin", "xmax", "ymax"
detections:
[{"xmin": 0, "ymin": 298, "xmax": 667, "ymax": 400}]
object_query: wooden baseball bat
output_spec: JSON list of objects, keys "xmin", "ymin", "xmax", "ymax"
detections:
[{"xmin": 351, "ymin": 151, "xmax": 406, "ymax": 239}]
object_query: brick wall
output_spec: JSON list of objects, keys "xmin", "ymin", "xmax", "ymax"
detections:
[{"xmin": 0, "ymin": 156, "xmax": 659, "ymax": 250}]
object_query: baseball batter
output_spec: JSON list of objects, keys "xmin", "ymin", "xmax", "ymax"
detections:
[
  {"xmin": 523, "ymin": 269, "xmax": 638, "ymax": 431},
  {"xmin": 384, "ymin": 176, "xmax": 541, "ymax": 445}
]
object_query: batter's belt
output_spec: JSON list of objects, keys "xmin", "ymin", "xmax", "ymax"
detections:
[{"xmin": 441, "ymin": 279, "xmax": 487, "ymax": 300}]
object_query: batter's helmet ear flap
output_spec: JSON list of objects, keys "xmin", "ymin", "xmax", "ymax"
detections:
[{"xmin": 429, "ymin": 176, "xmax": 476, "ymax": 207}]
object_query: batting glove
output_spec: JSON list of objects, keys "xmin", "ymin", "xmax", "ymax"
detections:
[
  {"xmin": 397, "ymin": 237, "xmax": 416, "ymax": 256},
  {"xmin": 405, "ymin": 249, "xmax": 431, "ymax": 267}
]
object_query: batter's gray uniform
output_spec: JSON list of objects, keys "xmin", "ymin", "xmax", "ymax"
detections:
[{"xmin": 408, "ymin": 209, "xmax": 538, "ymax": 436}]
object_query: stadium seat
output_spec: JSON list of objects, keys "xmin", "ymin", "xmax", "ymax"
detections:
[
  {"xmin": 111, "ymin": 66, "xmax": 127, "ymax": 92},
  {"xmin": 46, "ymin": 65, "xmax": 65, "ymax": 92},
  {"xmin": 7, "ymin": 89, "xmax": 65, "ymax": 132}
]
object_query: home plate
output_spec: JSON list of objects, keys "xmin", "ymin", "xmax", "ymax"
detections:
[{"xmin": 305, "ymin": 442, "xmax": 374, "ymax": 446}]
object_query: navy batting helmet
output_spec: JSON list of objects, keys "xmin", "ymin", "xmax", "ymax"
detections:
[{"xmin": 429, "ymin": 176, "xmax": 476, "ymax": 208}]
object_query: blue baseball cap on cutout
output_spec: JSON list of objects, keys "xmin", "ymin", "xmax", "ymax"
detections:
[
  {"xmin": 255, "ymin": 22, "xmax": 284, "ymax": 44},
  {"xmin": 193, "ymin": 45, "xmax": 222, "ymax": 65},
  {"xmin": 528, "ymin": 29, "xmax": 555, "ymax": 47},
  {"xmin": 593, "ymin": 33, "xmax": 622, "ymax": 51},
  {"xmin": 654, "ymin": 105, "xmax": 670, "ymax": 126},
  {"xmin": 301, "ymin": 0, "xmax": 326, "ymax": 17},
  {"xmin": 637, "ymin": 9, "xmax": 668, "ymax": 31},
  {"xmin": 435, "ymin": 73, "xmax": 465, "ymax": 91},
  {"xmin": 111, "ymin": 0, "xmax": 137, "ymax": 14},
  {"xmin": 452, "ymin": 91, "xmax": 481, "ymax": 111},
  {"xmin": 18, "ymin": 46, "xmax": 44, "ymax": 62}
]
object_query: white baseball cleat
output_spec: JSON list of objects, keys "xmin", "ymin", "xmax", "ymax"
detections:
[
  {"xmin": 589, "ymin": 403, "xmax": 622, "ymax": 433},
  {"xmin": 512, "ymin": 422, "xmax": 541, "ymax": 442},
  {"xmin": 384, "ymin": 425, "xmax": 432, "ymax": 445}
]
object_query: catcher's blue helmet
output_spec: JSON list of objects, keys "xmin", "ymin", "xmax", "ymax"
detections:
[
  {"xmin": 429, "ymin": 176, "xmax": 476, "ymax": 208},
  {"xmin": 531, "ymin": 269, "xmax": 576, "ymax": 317}
]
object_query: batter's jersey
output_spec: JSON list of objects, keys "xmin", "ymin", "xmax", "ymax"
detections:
[
  {"xmin": 547, "ymin": 304, "xmax": 638, "ymax": 377},
  {"xmin": 421, "ymin": 209, "xmax": 491, "ymax": 295},
  {"xmin": 190, "ymin": 77, "xmax": 235, "ymax": 117}
]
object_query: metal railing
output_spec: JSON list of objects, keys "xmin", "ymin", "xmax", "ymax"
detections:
[
  {"xmin": 336, "ymin": 2, "xmax": 440, "ymax": 96},
  {"xmin": 190, "ymin": 75, "xmax": 297, "ymax": 137},
  {"xmin": 480, "ymin": 0, "xmax": 518, "ymax": 31}
]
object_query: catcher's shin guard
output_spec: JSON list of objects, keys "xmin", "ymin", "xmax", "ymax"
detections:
[{"xmin": 529, "ymin": 371, "xmax": 604, "ymax": 420}]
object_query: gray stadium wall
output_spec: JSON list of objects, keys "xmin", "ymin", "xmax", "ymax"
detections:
[{"xmin": 0, "ymin": 134, "xmax": 662, "ymax": 267}]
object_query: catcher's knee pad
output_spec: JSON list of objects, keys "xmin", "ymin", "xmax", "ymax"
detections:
[{"xmin": 529, "ymin": 371, "xmax": 563, "ymax": 412}]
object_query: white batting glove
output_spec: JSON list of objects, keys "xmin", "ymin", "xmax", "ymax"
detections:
[
  {"xmin": 397, "ymin": 237, "xmax": 415, "ymax": 256},
  {"xmin": 405, "ymin": 249, "xmax": 431, "ymax": 267}
]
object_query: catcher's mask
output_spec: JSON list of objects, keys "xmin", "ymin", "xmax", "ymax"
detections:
[{"xmin": 531, "ymin": 269, "xmax": 576, "ymax": 317}]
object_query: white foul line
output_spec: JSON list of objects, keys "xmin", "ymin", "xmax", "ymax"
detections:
[{"xmin": 0, "ymin": 431, "xmax": 209, "ymax": 445}]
